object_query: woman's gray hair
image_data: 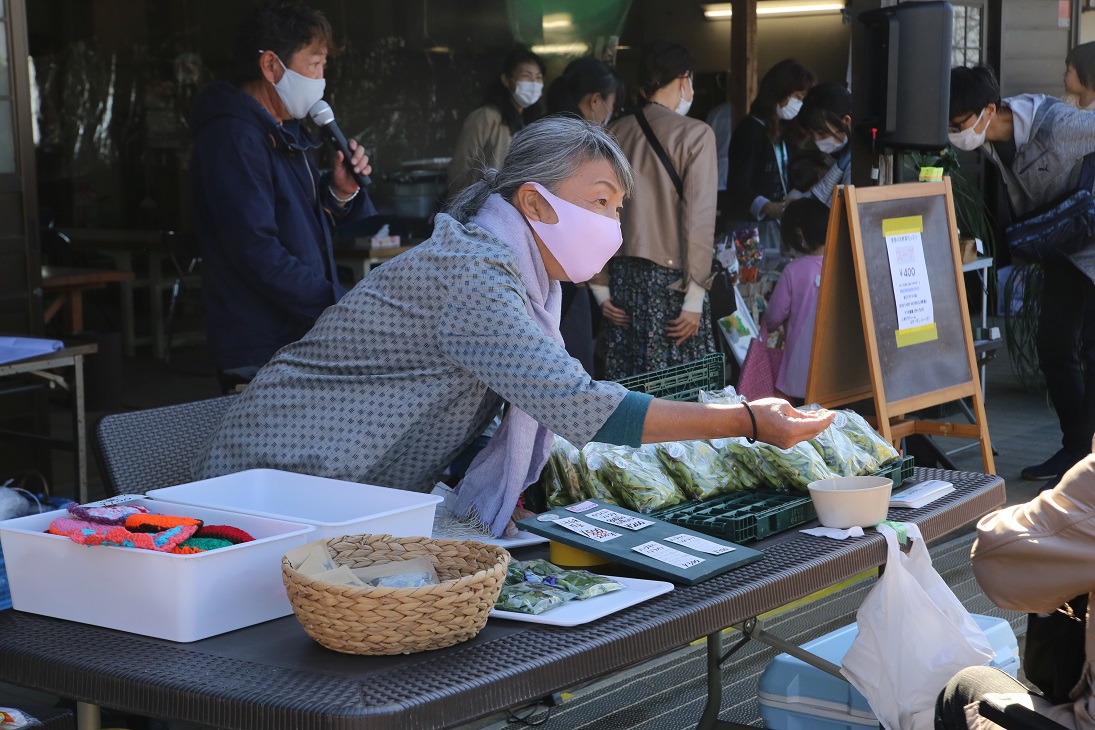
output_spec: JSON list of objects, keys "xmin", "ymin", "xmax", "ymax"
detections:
[{"xmin": 444, "ymin": 115, "xmax": 635, "ymax": 223}]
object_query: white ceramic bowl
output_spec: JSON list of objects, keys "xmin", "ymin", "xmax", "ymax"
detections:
[{"xmin": 807, "ymin": 476, "xmax": 893, "ymax": 529}]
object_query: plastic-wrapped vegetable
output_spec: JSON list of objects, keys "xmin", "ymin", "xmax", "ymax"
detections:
[
  {"xmin": 578, "ymin": 444, "xmax": 622, "ymax": 505},
  {"xmin": 716, "ymin": 436, "xmax": 786, "ymax": 488},
  {"xmin": 697, "ymin": 386, "xmax": 744, "ymax": 405},
  {"xmin": 708, "ymin": 437, "xmax": 767, "ymax": 490},
  {"xmin": 494, "ymin": 583, "xmax": 575, "ymax": 614},
  {"xmin": 598, "ymin": 445, "xmax": 685, "ymax": 513},
  {"xmin": 505, "ymin": 559, "xmax": 527, "ymax": 584},
  {"xmin": 808, "ymin": 421, "xmax": 878, "ymax": 475},
  {"xmin": 655, "ymin": 440, "xmax": 740, "ymax": 499},
  {"xmin": 520, "ymin": 559, "xmax": 625, "ymax": 600},
  {"xmin": 542, "ymin": 436, "xmax": 585, "ymax": 508},
  {"xmin": 751, "ymin": 441, "xmax": 839, "ymax": 490},
  {"xmin": 838, "ymin": 410, "xmax": 900, "ymax": 467}
]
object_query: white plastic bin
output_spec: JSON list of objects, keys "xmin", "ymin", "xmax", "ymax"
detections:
[
  {"xmin": 758, "ymin": 614, "xmax": 1019, "ymax": 729},
  {"xmin": 147, "ymin": 469, "xmax": 442, "ymax": 541},
  {"xmin": 0, "ymin": 499, "xmax": 314, "ymax": 642}
]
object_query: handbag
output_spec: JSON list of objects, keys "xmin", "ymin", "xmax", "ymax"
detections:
[
  {"xmin": 1023, "ymin": 593, "xmax": 1088, "ymax": 705},
  {"xmin": 841, "ymin": 523, "xmax": 994, "ymax": 730},
  {"xmin": 1006, "ymin": 153, "xmax": 1095, "ymax": 262},
  {"xmin": 737, "ymin": 324, "xmax": 782, "ymax": 400}
]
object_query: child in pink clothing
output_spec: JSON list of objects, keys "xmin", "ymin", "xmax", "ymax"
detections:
[{"xmin": 762, "ymin": 198, "xmax": 828, "ymax": 401}]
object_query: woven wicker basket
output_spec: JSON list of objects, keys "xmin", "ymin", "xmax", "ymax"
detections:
[{"xmin": 282, "ymin": 534, "xmax": 510, "ymax": 655}]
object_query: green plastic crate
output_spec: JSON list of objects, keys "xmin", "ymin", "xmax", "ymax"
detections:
[
  {"xmin": 614, "ymin": 352, "xmax": 725, "ymax": 402},
  {"xmin": 649, "ymin": 457, "xmax": 916, "ymax": 543},
  {"xmin": 876, "ymin": 454, "xmax": 915, "ymax": 488},
  {"xmin": 652, "ymin": 490, "xmax": 816, "ymax": 544}
]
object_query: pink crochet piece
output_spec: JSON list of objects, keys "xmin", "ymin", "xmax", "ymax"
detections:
[
  {"xmin": 50, "ymin": 516, "xmax": 198, "ymax": 552},
  {"xmin": 66, "ymin": 502, "xmax": 151, "ymax": 525},
  {"xmin": 48, "ymin": 517, "xmax": 112, "ymax": 538}
]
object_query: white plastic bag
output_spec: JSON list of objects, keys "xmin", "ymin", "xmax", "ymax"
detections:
[{"xmin": 841, "ymin": 523, "xmax": 993, "ymax": 730}]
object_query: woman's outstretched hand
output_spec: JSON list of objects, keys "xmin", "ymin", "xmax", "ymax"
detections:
[
  {"xmin": 750, "ymin": 398, "xmax": 835, "ymax": 449},
  {"xmin": 505, "ymin": 505, "xmax": 536, "ymax": 537}
]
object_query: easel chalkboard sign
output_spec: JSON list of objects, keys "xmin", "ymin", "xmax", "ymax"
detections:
[{"xmin": 805, "ymin": 179, "xmax": 994, "ymax": 473}]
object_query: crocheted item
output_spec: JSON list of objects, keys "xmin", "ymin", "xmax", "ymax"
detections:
[
  {"xmin": 172, "ymin": 537, "xmax": 234, "ymax": 554},
  {"xmin": 66, "ymin": 502, "xmax": 150, "ymax": 525},
  {"xmin": 125, "ymin": 513, "xmax": 203, "ymax": 533},
  {"xmin": 194, "ymin": 525, "xmax": 254, "ymax": 543},
  {"xmin": 48, "ymin": 517, "xmax": 112, "ymax": 538},
  {"xmin": 67, "ymin": 523, "xmax": 198, "ymax": 552}
]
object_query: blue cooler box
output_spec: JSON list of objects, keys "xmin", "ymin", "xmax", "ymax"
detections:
[
  {"xmin": 758, "ymin": 614, "xmax": 1019, "ymax": 730},
  {"xmin": 0, "ymin": 540, "xmax": 10, "ymax": 611}
]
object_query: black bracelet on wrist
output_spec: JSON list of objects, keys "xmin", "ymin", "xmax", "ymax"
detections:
[{"xmin": 741, "ymin": 401, "xmax": 758, "ymax": 444}]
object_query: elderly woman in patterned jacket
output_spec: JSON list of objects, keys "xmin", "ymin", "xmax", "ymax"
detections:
[{"xmin": 192, "ymin": 115, "xmax": 835, "ymax": 537}]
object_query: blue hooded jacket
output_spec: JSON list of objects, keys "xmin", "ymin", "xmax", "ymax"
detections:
[{"xmin": 190, "ymin": 81, "xmax": 376, "ymax": 371}]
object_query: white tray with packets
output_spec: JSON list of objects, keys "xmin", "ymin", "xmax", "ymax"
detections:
[{"xmin": 488, "ymin": 558, "xmax": 673, "ymax": 627}]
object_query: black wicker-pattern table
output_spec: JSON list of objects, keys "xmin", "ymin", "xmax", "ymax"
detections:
[{"xmin": 0, "ymin": 468, "xmax": 1004, "ymax": 730}]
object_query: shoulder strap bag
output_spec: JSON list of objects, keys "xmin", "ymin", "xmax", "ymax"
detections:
[
  {"xmin": 1005, "ymin": 153, "xmax": 1095, "ymax": 262},
  {"xmin": 635, "ymin": 106, "xmax": 684, "ymax": 199}
]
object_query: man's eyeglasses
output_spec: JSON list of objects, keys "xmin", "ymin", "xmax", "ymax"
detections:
[{"xmin": 948, "ymin": 111, "xmax": 977, "ymax": 135}]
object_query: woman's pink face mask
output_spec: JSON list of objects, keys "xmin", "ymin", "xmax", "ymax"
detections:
[{"xmin": 522, "ymin": 182, "xmax": 623, "ymax": 282}]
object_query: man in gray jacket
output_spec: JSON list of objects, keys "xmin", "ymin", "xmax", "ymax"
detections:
[{"xmin": 949, "ymin": 65, "xmax": 1095, "ymax": 489}]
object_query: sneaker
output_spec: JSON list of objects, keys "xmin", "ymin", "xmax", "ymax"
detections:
[{"xmin": 1021, "ymin": 448, "xmax": 1080, "ymax": 481}]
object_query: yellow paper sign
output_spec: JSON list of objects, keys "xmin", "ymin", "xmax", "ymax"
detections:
[{"xmin": 895, "ymin": 323, "xmax": 939, "ymax": 348}]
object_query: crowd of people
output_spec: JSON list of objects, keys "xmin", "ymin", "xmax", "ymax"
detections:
[{"xmin": 187, "ymin": 3, "xmax": 1095, "ymax": 725}]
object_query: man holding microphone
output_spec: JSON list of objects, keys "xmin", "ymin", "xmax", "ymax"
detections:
[{"xmin": 190, "ymin": 0, "xmax": 375, "ymax": 391}]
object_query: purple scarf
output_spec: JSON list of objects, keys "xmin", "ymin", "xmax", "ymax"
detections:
[{"xmin": 452, "ymin": 193, "xmax": 562, "ymax": 536}]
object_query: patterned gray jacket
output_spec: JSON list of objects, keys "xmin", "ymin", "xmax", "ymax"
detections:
[{"xmin": 192, "ymin": 213, "xmax": 628, "ymax": 491}]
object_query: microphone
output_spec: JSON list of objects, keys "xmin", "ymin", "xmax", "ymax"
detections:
[{"xmin": 308, "ymin": 100, "xmax": 370, "ymax": 190}]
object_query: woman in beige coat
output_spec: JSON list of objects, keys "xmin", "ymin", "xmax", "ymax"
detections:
[
  {"xmin": 595, "ymin": 39, "xmax": 718, "ymax": 380},
  {"xmin": 447, "ymin": 48, "xmax": 545, "ymax": 196},
  {"xmin": 935, "ymin": 451, "xmax": 1095, "ymax": 729}
]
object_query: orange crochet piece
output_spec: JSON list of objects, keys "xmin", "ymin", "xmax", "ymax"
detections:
[{"xmin": 125, "ymin": 514, "xmax": 203, "ymax": 532}]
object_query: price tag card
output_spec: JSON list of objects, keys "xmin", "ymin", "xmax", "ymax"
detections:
[
  {"xmin": 565, "ymin": 501, "xmax": 598, "ymax": 513},
  {"xmin": 554, "ymin": 517, "xmax": 622, "ymax": 542},
  {"xmin": 585, "ymin": 508, "xmax": 655, "ymax": 531},
  {"xmin": 664, "ymin": 534, "xmax": 735, "ymax": 555},
  {"xmin": 632, "ymin": 541, "xmax": 705, "ymax": 569}
]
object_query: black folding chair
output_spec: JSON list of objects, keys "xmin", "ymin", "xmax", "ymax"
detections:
[
  {"xmin": 162, "ymin": 229, "xmax": 204, "ymax": 365},
  {"xmin": 92, "ymin": 395, "xmax": 235, "ymax": 496}
]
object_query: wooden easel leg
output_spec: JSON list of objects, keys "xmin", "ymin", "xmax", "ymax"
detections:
[{"xmin": 971, "ymin": 392, "xmax": 995, "ymax": 474}]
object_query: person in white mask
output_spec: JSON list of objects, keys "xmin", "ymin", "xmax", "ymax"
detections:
[
  {"xmin": 724, "ymin": 59, "xmax": 815, "ymax": 247},
  {"xmin": 447, "ymin": 47, "xmax": 546, "ymax": 196},
  {"xmin": 795, "ymin": 82, "xmax": 853, "ymax": 208},
  {"xmin": 593, "ymin": 39, "xmax": 719, "ymax": 380},
  {"xmin": 194, "ymin": 115, "xmax": 836, "ymax": 538},
  {"xmin": 189, "ymin": 0, "xmax": 375, "ymax": 393},
  {"xmin": 948, "ymin": 65, "xmax": 1095, "ymax": 495}
]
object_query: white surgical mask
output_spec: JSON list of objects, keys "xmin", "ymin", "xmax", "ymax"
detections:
[
  {"xmin": 675, "ymin": 77, "xmax": 694, "ymax": 116},
  {"xmin": 948, "ymin": 109, "xmax": 988, "ymax": 151},
  {"xmin": 512, "ymin": 80, "xmax": 543, "ymax": 109},
  {"xmin": 597, "ymin": 97, "xmax": 613, "ymax": 126},
  {"xmin": 270, "ymin": 55, "xmax": 326, "ymax": 120},
  {"xmin": 777, "ymin": 96, "xmax": 803, "ymax": 120},
  {"xmin": 816, "ymin": 135, "xmax": 846, "ymax": 154}
]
